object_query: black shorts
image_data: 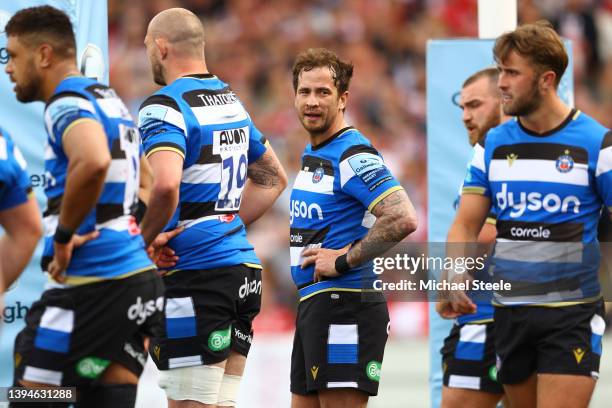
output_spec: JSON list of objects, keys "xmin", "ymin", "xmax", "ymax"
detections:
[
  {"xmin": 14, "ymin": 270, "xmax": 163, "ymax": 386},
  {"xmin": 290, "ymin": 291, "xmax": 389, "ymax": 397},
  {"xmin": 441, "ymin": 321, "xmax": 503, "ymax": 394},
  {"xmin": 149, "ymin": 265, "xmax": 261, "ymax": 370},
  {"xmin": 494, "ymin": 299, "xmax": 606, "ymax": 384}
]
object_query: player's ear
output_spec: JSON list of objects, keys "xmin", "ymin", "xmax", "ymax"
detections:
[
  {"xmin": 154, "ymin": 38, "xmax": 168, "ymax": 60},
  {"xmin": 540, "ymin": 70, "xmax": 556, "ymax": 93},
  {"xmin": 38, "ymin": 43, "xmax": 53, "ymax": 69},
  {"xmin": 338, "ymin": 91, "xmax": 348, "ymax": 111}
]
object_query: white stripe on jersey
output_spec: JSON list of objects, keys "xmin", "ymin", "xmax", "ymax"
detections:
[
  {"xmin": 191, "ymin": 103, "xmax": 248, "ymax": 126},
  {"xmin": 470, "ymin": 143, "xmax": 486, "ymax": 172},
  {"xmin": 495, "ymin": 288, "xmax": 584, "ymax": 305},
  {"xmin": 96, "ymin": 215, "xmax": 131, "ymax": 231},
  {"xmin": 105, "ymin": 159, "xmax": 128, "ymax": 183},
  {"xmin": 339, "ymin": 158, "xmax": 354, "ymax": 187},
  {"xmin": 182, "ymin": 163, "xmax": 221, "ymax": 184},
  {"xmin": 293, "ymin": 170, "xmax": 334, "ymax": 195},
  {"xmin": 139, "ymin": 103, "xmax": 187, "ymax": 131},
  {"xmin": 490, "ymin": 159, "xmax": 588, "ymax": 186},
  {"xmin": 495, "ymin": 238, "xmax": 583, "ymax": 263},
  {"xmin": 43, "ymin": 215, "xmax": 59, "ymax": 237},
  {"xmin": 97, "ymin": 97, "xmax": 132, "ymax": 120},
  {"xmin": 290, "ymin": 244, "xmax": 323, "ymax": 267},
  {"xmin": 44, "ymin": 143, "xmax": 57, "ymax": 160},
  {"xmin": 596, "ymin": 145, "xmax": 612, "ymax": 177}
]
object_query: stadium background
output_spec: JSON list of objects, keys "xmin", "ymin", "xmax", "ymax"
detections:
[{"xmin": 1, "ymin": 0, "xmax": 612, "ymax": 406}]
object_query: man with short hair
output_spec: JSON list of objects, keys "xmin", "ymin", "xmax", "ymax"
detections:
[
  {"xmin": 0, "ymin": 126, "xmax": 41, "ymax": 295},
  {"xmin": 438, "ymin": 67, "xmax": 508, "ymax": 408},
  {"xmin": 5, "ymin": 6, "xmax": 163, "ymax": 406},
  {"xmin": 444, "ymin": 21, "xmax": 609, "ymax": 407},
  {"xmin": 139, "ymin": 8, "xmax": 287, "ymax": 408},
  {"xmin": 289, "ymin": 47, "xmax": 418, "ymax": 408}
]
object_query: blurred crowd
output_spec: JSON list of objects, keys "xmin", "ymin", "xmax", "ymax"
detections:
[{"xmin": 108, "ymin": 0, "xmax": 612, "ymax": 317}]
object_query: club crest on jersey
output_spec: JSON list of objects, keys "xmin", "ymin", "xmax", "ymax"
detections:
[
  {"xmin": 556, "ymin": 151, "xmax": 574, "ymax": 173},
  {"xmin": 312, "ymin": 167, "xmax": 324, "ymax": 183}
]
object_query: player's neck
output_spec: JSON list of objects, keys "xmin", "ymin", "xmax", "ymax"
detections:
[
  {"xmin": 309, "ymin": 117, "xmax": 348, "ymax": 147},
  {"xmin": 165, "ymin": 60, "xmax": 209, "ymax": 84},
  {"xmin": 41, "ymin": 62, "xmax": 81, "ymax": 103},
  {"xmin": 518, "ymin": 96, "xmax": 572, "ymax": 135}
]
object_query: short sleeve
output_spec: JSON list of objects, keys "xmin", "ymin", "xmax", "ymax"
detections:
[
  {"xmin": 247, "ymin": 123, "xmax": 267, "ymax": 163},
  {"xmin": 339, "ymin": 144, "xmax": 403, "ymax": 212},
  {"xmin": 0, "ymin": 134, "xmax": 31, "ymax": 211},
  {"xmin": 44, "ymin": 92, "xmax": 99, "ymax": 149},
  {"xmin": 138, "ymin": 95, "xmax": 187, "ymax": 159},
  {"xmin": 462, "ymin": 142, "xmax": 491, "ymax": 198}
]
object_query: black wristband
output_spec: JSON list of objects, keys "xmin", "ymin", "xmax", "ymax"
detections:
[
  {"xmin": 54, "ymin": 224, "xmax": 74, "ymax": 244},
  {"xmin": 335, "ymin": 253, "xmax": 351, "ymax": 274},
  {"xmin": 135, "ymin": 198, "xmax": 148, "ymax": 225}
]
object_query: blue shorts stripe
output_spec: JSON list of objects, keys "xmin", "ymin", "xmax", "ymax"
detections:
[
  {"xmin": 34, "ymin": 327, "xmax": 71, "ymax": 354},
  {"xmin": 328, "ymin": 344, "xmax": 358, "ymax": 364},
  {"xmin": 166, "ymin": 316, "xmax": 197, "ymax": 339}
]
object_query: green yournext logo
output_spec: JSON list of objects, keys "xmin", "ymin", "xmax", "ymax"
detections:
[
  {"xmin": 366, "ymin": 360, "xmax": 381, "ymax": 382},
  {"xmin": 489, "ymin": 365, "xmax": 498, "ymax": 382},
  {"xmin": 208, "ymin": 326, "xmax": 231, "ymax": 351},
  {"xmin": 76, "ymin": 357, "xmax": 110, "ymax": 379}
]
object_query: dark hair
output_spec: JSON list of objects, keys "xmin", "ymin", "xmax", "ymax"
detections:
[
  {"xmin": 462, "ymin": 67, "xmax": 499, "ymax": 89},
  {"xmin": 493, "ymin": 20, "xmax": 567, "ymax": 88},
  {"xmin": 292, "ymin": 48, "xmax": 354, "ymax": 94},
  {"xmin": 5, "ymin": 5, "xmax": 76, "ymax": 59}
]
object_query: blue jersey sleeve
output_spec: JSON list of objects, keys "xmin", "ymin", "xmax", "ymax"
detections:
[
  {"xmin": 339, "ymin": 144, "xmax": 403, "ymax": 211},
  {"xmin": 247, "ymin": 123, "xmax": 267, "ymax": 163},
  {"xmin": 138, "ymin": 95, "xmax": 187, "ymax": 159},
  {"xmin": 0, "ymin": 132, "xmax": 31, "ymax": 211},
  {"xmin": 595, "ymin": 131, "xmax": 612, "ymax": 211},
  {"xmin": 462, "ymin": 141, "xmax": 491, "ymax": 198},
  {"xmin": 44, "ymin": 93, "xmax": 99, "ymax": 150}
]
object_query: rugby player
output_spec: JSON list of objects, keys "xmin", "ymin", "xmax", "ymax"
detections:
[
  {"xmin": 138, "ymin": 8, "xmax": 287, "ymax": 408},
  {"xmin": 289, "ymin": 48, "xmax": 418, "ymax": 408},
  {"xmin": 6, "ymin": 6, "xmax": 163, "ymax": 406},
  {"xmin": 445, "ymin": 21, "xmax": 609, "ymax": 408},
  {"xmin": 0, "ymin": 126, "xmax": 41, "ymax": 295},
  {"xmin": 438, "ymin": 68, "xmax": 508, "ymax": 408}
]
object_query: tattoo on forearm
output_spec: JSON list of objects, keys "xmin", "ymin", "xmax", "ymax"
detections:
[
  {"xmin": 247, "ymin": 154, "xmax": 280, "ymax": 188},
  {"xmin": 347, "ymin": 190, "xmax": 413, "ymax": 267}
]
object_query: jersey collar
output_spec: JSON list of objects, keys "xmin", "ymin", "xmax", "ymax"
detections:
[
  {"xmin": 311, "ymin": 126, "xmax": 354, "ymax": 151},
  {"xmin": 517, "ymin": 108, "xmax": 579, "ymax": 137}
]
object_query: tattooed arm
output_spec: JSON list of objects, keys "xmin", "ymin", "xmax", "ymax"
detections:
[
  {"xmin": 239, "ymin": 145, "xmax": 288, "ymax": 226},
  {"xmin": 301, "ymin": 189, "xmax": 418, "ymax": 280},
  {"xmin": 345, "ymin": 189, "xmax": 418, "ymax": 267}
]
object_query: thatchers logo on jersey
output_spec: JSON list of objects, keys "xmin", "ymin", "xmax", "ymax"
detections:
[
  {"xmin": 496, "ymin": 183, "xmax": 580, "ymax": 218},
  {"xmin": 290, "ymin": 199, "xmax": 323, "ymax": 224}
]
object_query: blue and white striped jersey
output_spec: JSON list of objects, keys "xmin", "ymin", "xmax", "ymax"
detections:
[
  {"xmin": 290, "ymin": 127, "xmax": 403, "ymax": 301},
  {"xmin": 0, "ymin": 127, "xmax": 31, "ymax": 211},
  {"xmin": 138, "ymin": 74, "xmax": 266, "ymax": 270},
  {"xmin": 42, "ymin": 77, "xmax": 153, "ymax": 283},
  {"xmin": 463, "ymin": 109, "xmax": 612, "ymax": 305}
]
